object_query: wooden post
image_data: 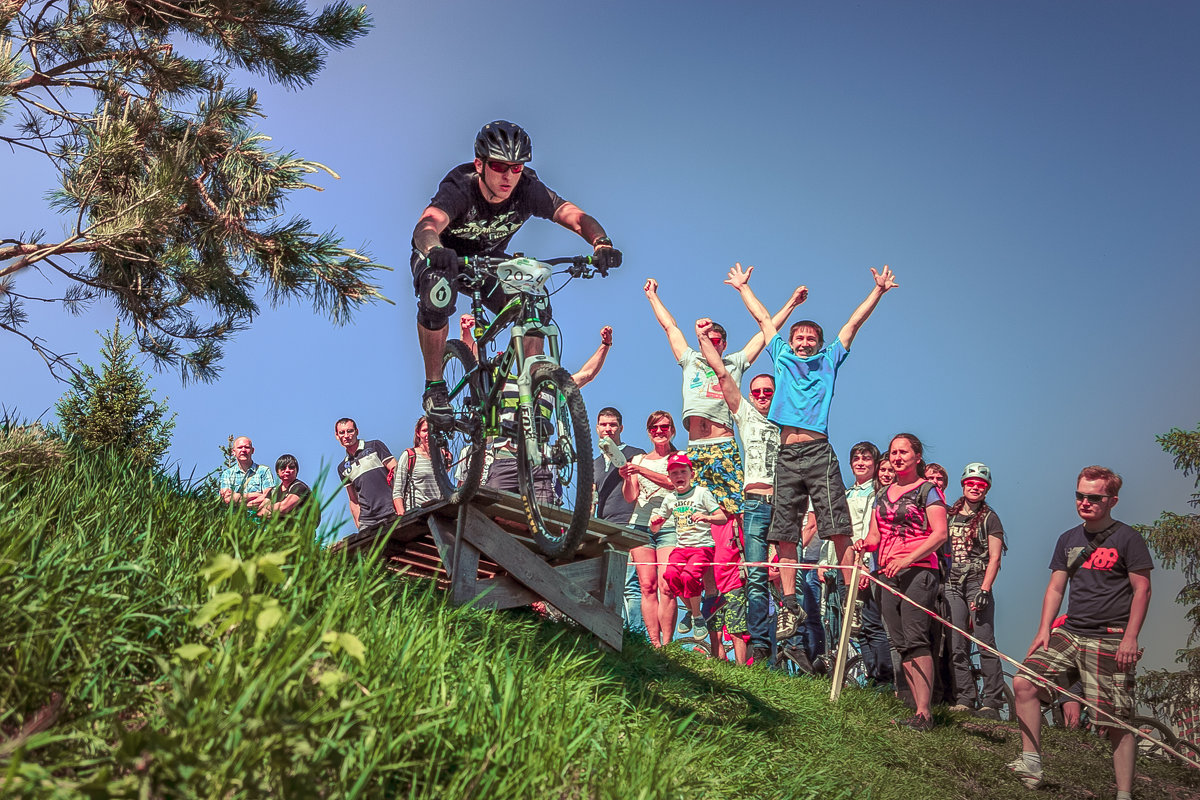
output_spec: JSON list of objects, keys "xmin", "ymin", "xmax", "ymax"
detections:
[{"xmin": 829, "ymin": 563, "xmax": 862, "ymax": 704}]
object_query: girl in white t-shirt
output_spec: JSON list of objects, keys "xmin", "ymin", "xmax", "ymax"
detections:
[{"xmin": 620, "ymin": 410, "xmax": 679, "ymax": 647}]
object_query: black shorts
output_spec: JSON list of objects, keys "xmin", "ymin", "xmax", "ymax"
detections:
[
  {"xmin": 879, "ymin": 567, "xmax": 940, "ymax": 659},
  {"xmin": 767, "ymin": 440, "xmax": 852, "ymax": 544}
]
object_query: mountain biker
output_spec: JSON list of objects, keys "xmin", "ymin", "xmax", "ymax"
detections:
[{"xmin": 412, "ymin": 120, "xmax": 622, "ymax": 426}]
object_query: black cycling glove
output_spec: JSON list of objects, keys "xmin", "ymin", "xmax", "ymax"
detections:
[
  {"xmin": 592, "ymin": 244, "xmax": 622, "ymax": 271},
  {"xmin": 974, "ymin": 589, "xmax": 992, "ymax": 613},
  {"xmin": 426, "ymin": 245, "xmax": 458, "ymax": 273}
]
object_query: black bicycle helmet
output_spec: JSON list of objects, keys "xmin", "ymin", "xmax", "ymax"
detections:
[{"xmin": 474, "ymin": 120, "xmax": 532, "ymax": 163}]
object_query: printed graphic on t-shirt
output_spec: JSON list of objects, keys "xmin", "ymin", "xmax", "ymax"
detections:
[
  {"xmin": 1068, "ymin": 546, "xmax": 1121, "ymax": 571},
  {"xmin": 687, "ymin": 362, "xmax": 723, "ymax": 400},
  {"xmin": 445, "ymin": 210, "xmax": 525, "ymax": 252}
]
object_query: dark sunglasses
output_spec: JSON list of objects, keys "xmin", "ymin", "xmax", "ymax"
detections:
[
  {"xmin": 649, "ymin": 424, "xmax": 673, "ymax": 433},
  {"xmin": 750, "ymin": 388, "xmax": 774, "ymax": 398},
  {"xmin": 1075, "ymin": 491, "xmax": 1113, "ymax": 504},
  {"xmin": 486, "ymin": 161, "xmax": 524, "ymax": 175}
]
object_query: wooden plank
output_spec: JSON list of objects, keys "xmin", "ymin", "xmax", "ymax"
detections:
[
  {"xmin": 450, "ymin": 539, "xmax": 482, "ymax": 606},
  {"xmin": 597, "ymin": 550, "xmax": 627, "ymax": 613},
  {"xmin": 426, "ymin": 516, "xmax": 456, "ymax": 574},
  {"xmin": 458, "ymin": 506, "xmax": 623, "ymax": 651}
]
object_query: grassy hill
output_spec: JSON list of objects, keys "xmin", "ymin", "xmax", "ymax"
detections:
[{"xmin": 1, "ymin": 444, "xmax": 1197, "ymax": 799}]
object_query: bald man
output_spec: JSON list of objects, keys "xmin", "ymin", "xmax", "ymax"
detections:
[{"xmin": 219, "ymin": 436, "xmax": 275, "ymax": 506}]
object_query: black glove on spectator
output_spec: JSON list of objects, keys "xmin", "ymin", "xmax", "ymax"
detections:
[{"xmin": 974, "ymin": 589, "xmax": 992, "ymax": 614}]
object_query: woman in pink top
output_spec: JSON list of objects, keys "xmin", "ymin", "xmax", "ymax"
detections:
[{"xmin": 856, "ymin": 432, "xmax": 947, "ymax": 732}]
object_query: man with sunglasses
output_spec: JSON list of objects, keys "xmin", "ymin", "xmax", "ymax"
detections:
[
  {"xmin": 1008, "ymin": 466, "xmax": 1153, "ymax": 798},
  {"xmin": 411, "ymin": 120, "xmax": 622, "ymax": 426}
]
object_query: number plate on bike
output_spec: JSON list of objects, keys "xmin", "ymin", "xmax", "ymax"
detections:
[{"xmin": 496, "ymin": 257, "xmax": 552, "ymax": 295}]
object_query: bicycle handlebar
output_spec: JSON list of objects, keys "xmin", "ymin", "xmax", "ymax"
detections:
[{"xmin": 457, "ymin": 253, "xmax": 614, "ymax": 279}]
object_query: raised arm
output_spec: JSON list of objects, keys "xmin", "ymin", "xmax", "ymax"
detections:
[
  {"xmin": 837, "ymin": 265, "xmax": 898, "ymax": 349},
  {"xmin": 726, "ymin": 263, "xmax": 808, "ymax": 347},
  {"xmin": 459, "ymin": 313, "xmax": 479, "ymax": 359},
  {"xmin": 644, "ymin": 278, "xmax": 689, "ymax": 361},
  {"xmin": 741, "ymin": 286, "xmax": 809, "ymax": 363},
  {"xmin": 697, "ymin": 318, "xmax": 742, "ymax": 414},
  {"xmin": 572, "ymin": 326, "xmax": 613, "ymax": 389}
]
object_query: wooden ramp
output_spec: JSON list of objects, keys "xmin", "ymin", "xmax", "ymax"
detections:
[{"xmin": 330, "ymin": 487, "xmax": 647, "ymax": 651}]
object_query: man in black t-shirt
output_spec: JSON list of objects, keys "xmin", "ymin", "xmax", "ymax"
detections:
[
  {"xmin": 1008, "ymin": 466, "xmax": 1152, "ymax": 798},
  {"xmin": 411, "ymin": 120, "xmax": 622, "ymax": 425}
]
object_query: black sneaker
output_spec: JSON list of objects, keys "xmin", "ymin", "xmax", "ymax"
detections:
[
  {"xmin": 749, "ymin": 645, "xmax": 771, "ymax": 667},
  {"xmin": 422, "ymin": 382, "xmax": 453, "ymax": 429},
  {"xmin": 783, "ymin": 645, "xmax": 815, "ymax": 675},
  {"xmin": 896, "ymin": 713, "xmax": 935, "ymax": 733}
]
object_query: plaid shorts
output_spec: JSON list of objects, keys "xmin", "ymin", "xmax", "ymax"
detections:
[
  {"xmin": 705, "ymin": 587, "xmax": 749, "ymax": 635},
  {"xmin": 1022, "ymin": 629, "xmax": 1135, "ymax": 722},
  {"xmin": 686, "ymin": 438, "xmax": 744, "ymax": 514}
]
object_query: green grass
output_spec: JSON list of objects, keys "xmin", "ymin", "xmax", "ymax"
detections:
[{"xmin": 1, "ymin": 450, "xmax": 1198, "ymax": 798}]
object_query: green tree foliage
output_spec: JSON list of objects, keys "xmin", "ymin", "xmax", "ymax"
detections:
[
  {"xmin": 1136, "ymin": 422, "xmax": 1200, "ymax": 732},
  {"xmin": 0, "ymin": 1, "xmax": 382, "ymax": 382},
  {"xmin": 56, "ymin": 322, "xmax": 176, "ymax": 468}
]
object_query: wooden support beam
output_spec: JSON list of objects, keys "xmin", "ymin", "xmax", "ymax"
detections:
[{"xmin": 458, "ymin": 505, "xmax": 624, "ymax": 650}]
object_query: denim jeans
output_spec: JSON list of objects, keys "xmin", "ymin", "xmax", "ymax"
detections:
[
  {"xmin": 798, "ymin": 559, "xmax": 825, "ymax": 661},
  {"xmin": 623, "ymin": 562, "xmax": 646, "ymax": 634},
  {"xmin": 741, "ymin": 498, "xmax": 773, "ymax": 649}
]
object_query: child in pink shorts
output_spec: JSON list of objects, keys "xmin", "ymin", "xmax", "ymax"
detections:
[{"xmin": 651, "ymin": 453, "xmax": 728, "ymax": 640}]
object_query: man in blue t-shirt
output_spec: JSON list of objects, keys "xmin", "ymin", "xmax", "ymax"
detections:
[
  {"xmin": 335, "ymin": 417, "xmax": 399, "ymax": 536},
  {"xmin": 724, "ymin": 262, "xmax": 897, "ymax": 614},
  {"xmin": 1008, "ymin": 466, "xmax": 1152, "ymax": 798}
]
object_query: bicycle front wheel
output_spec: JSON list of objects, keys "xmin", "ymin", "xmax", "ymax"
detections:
[
  {"xmin": 429, "ymin": 339, "xmax": 484, "ymax": 504},
  {"xmin": 516, "ymin": 363, "xmax": 594, "ymax": 559},
  {"xmin": 1133, "ymin": 716, "xmax": 1178, "ymax": 760}
]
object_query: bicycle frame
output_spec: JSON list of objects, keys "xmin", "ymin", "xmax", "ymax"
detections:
[{"xmin": 466, "ymin": 279, "xmax": 566, "ymax": 471}]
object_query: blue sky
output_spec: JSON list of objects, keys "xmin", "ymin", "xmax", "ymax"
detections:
[{"xmin": 3, "ymin": 1, "xmax": 1198, "ymax": 671}]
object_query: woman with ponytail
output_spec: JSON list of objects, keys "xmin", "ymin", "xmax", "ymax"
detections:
[{"xmin": 946, "ymin": 462, "xmax": 1007, "ymax": 718}]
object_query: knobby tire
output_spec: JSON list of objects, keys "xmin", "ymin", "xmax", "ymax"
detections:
[
  {"xmin": 429, "ymin": 339, "xmax": 484, "ymax": 505},
  {"xmin": 516, "ymin": 363, "xmax": 593, "ymax": 559}
]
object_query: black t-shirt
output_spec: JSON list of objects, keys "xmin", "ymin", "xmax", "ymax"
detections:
[
  {"xmin": 269, "ymin": 479, "xmax": 320, "ymax": 526},
  {"xmin": 948, "ymin": 506, "xmax": 1004, "ymax": 564},
  {"xmin": 419, "ymin": 164, "xmax": 566, "ymax": 257},
  {"xmin": 593, "ymin": 443, "xmax": 646, "ymax": 523},
  {"xmin": 1048, "ymin": 521, "xmax": 1154, "ymax": 637}
]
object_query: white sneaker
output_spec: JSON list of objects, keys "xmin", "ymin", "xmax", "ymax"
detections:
[
  {"xmin": 1005, "ymin": 756, "xmax": 1043, "ymax": 789},
  {"xmin": 949, "ymin": 704, "xmax": 974, "ymax": 714}
]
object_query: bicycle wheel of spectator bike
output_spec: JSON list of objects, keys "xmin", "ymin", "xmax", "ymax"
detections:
[
  {"xmin": 429, "ymin": 339, "xmax": 484, "ymax": 504},
  {"xmin": 516, "ymin": 363, "xmax": 594, "ymax": 559},
  {"xmin": 1133, "ymin": 715, "xmax": 1178, "ymax": 760}
]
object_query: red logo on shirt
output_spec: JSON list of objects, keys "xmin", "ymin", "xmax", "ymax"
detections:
[{"xmin": 1084, "ymin": 547, "xmax": 1119, "ymax": 571}]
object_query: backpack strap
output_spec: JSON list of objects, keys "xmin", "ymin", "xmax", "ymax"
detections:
[
  {"xmin": 1064, "ymin": 522, "xmax": 1118, "ymax": 579},
  {"xmin": 401, "ymin": 448, "xmax": 417, "ymax": 511}
]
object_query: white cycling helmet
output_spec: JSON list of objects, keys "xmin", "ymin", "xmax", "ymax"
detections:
[{"xmin": 961, "ymin": 462, "xmax": 992, "ymax": 486}]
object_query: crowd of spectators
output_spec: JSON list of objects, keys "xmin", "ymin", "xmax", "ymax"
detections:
[{"xmin": 221, "ymin": 262, "xmax": 1155, "ymax": 797}]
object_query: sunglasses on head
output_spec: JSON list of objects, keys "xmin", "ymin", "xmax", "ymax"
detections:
[
  {"xmin": 1075, "ymin": 491, "xmax": 1112, "ymax": 504},
  {"xmin": 486, "ymin": 161, "xmax": 524, "ymax": 175}
]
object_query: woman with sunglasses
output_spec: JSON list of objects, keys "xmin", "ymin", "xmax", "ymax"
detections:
[
  {"xmin": 945, "ymin": 463, "xmax": 1008, "ymax": 718},
  {"xmin": 621, "ymin": 411, "xmax": 681, "ymax": 647},
  {"xmin": 856, "ymin": 433, "xmax": 948, "ymax": 732}
]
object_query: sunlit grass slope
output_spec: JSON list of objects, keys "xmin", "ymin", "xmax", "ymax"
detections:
[{"xmin": 1, "ymin": 451, "xmax": 1197, "ymax": 799}]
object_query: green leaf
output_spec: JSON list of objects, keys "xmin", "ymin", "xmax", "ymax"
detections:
[
  {"xmin": 174, "ymin": 643, "xmax": 210, "ymax": 661},
  {"xmin": 256, "ymin": 604, "xmax": 283, "ymax": 634},
  {"xmin": 317, "ymin": 669, "xmax": 348, "ymax": 690},
  {"xmin": 336, "ymin": 632, "xmax": 366, "ymax": 665},
  {"xmin": 200, "ymin": 553, "xmax": 240, "ymax": 585},
  {"xmin": 192, "ymin": 591, "xmax": 241, "ymax": 627}
]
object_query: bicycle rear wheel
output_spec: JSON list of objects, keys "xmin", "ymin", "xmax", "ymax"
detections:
[
  {"xmin": 515, "ymin": 363, "xmax": 593, "ymax": 559},
  {"xmin": 1133, "ymin": 716, "xmax": 1178, "ymax": 760},
  {"xmin": 428, "ymin": 339, "xmax": 484, "ymax": 504}
]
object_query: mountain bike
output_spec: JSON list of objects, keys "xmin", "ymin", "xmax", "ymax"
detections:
[{"xmin": 428, "ymin": 253, "xmax": 612, "ymax": 559}]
